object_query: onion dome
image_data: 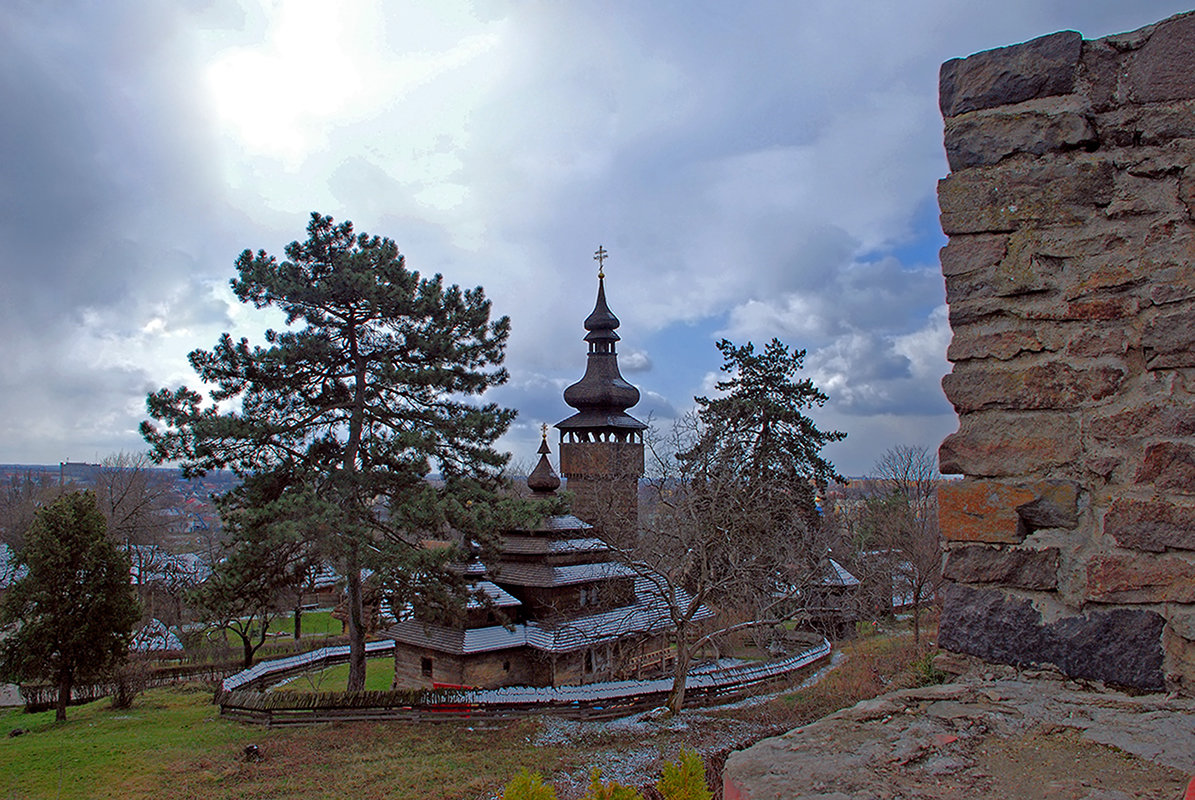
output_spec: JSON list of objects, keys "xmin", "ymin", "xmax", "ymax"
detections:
[
  {"xmin": 526, "ymin": 425, "xmax": 562, "ymax": 495},
  {"xmin": 558, "ymin": 262, "xmax": 647, "ymax": 433}
]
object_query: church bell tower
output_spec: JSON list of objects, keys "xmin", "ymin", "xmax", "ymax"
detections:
[{"xmin": 555, "ymin": 248, "xmax": 647, "ymax": 544}]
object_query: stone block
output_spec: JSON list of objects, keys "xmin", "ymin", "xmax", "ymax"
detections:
[
  {"xmin": 1086, "ymin": 552, "xmax": 1195, "ymax": 603},
  {"xmin": 1062, "ymin": 264, "xmax": 1141, "ymax": 301},
  {"xmin": 938, "ymin": 582, "xmax": 1166, "ymax": 690},
  {"xmin": 944, "ymin": 110, "xmax": 1096, "ymax": 170},
  {"xmin": 1164, "ymin": 624, "xmax": 1195, "ymax": 696},
  {"xmin": 1182, "ymin": 171, "xmax": 1195, "ymax": 219},
  {"xmin": 1091, "ymin": 402, "xmax": 1195, "ymax": 440},
  {"xmin": 1168, "ymin": 608, "xmax": 1195, "ymax": 641},
  {"xmin": 940, "ymin": 30, "xmax": 1082, "ymax": 117},
  {"xmin": 939, "ymin": 480, "xmax": 1036, "ymax": 543},
  {"xmin": 944, "ymin": 230, "xmax": 1064, "ymax": 301},
  {"xmin": 1104, "ymin": 497, "xmax": 1195, "ymax": 552},
  {"xmin": 1143, "ymin": 308, "xmax": 1195, "ymax": 368},
  {"xmin": 939, "ymin": 412, "xmax": 1080, "ymax": 477},
  {"xmin": 938, "ymin": 157, "xmax": 1116, "ymax": 235},
  {"xmin": 947, "ymin": 327, "xmax": 1046, "ymax": 362},
  {"xmin": 1061, "ymin": 296, "xmax": 1138, "ymax": 321},
  {"xmin": 1065, "ymin": 325, "xmax": 1129, "ymax": 357},
  {"xmin": 941, "ymin": 362, "xmax": 1124, "ymax": 412},
  {"xmin": 1016, "ymin": 480, "xmax": 1080, "ymax": 530},
  {"xmin": 939, "ymin": 233, "xmax": 1008, "ymax": 277},
  {"xmin": 1105, "ymin": 173, "xmax": 1184, "ymax": 219},
  {"xmin": 1128, "ymin": 13, "xmax": 1195, "ymax": 103},
  {"xmin": 1134, "ymin": 442, "xmax": 1195, "ymax": 494},
  {"xmin": 1095, "ymin": 102, "xmax": 1195, "ymax": 148},
  {"xmin": 1079, "ymin": 39, "xmax": 1121, "ymax": 111},
  {"xmin": 1151, "ymin": 259, "xmax": 1195, "ymax": 306},
  {"xmin": 943, "ymin": 545, "xmax": 1060, "ymax": 589}
]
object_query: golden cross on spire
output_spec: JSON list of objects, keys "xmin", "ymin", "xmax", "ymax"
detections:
[
  {"xmin": 594, "ymin": 245, "xmax": 608, "ymax": 279},
  {"xmin": 540, "ymin": 422, "xmax": 549, "ymax": 440}
]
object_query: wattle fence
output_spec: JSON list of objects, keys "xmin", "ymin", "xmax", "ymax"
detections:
[{"xmin": 216, "ymin": 638, "xmax": 831, "ymax": 725}]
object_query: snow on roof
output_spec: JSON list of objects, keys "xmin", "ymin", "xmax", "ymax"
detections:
[
  {"xmin": 384, "ymin": 575, "xmax": 712, "ymax": 656},
  {"xmin": 388, "ymin": 620, "xmax": 528, "ymax": 654},
  {"xmin": 823, "ymin": 558, "xmax": 860, "ymax": 587},
  {"xmin": 128, "ymin": 547, "xmax": 212, "ymax": 584},
  {"xmin": 492, "ymin": 561, "xmax": 638, "ymax": 587},
  {"xmin": 466, "ymin": 580, "xmax": 522, "ymax": 609},
  {"xmin": 306, "ymin": 563, "xmax": 340, "ymax": 589},
  {"xmin": 500, "ymin": 535, "xmax": 609, "ymax": 556},
  {"xmin": 131, "ymin": 619, "xmax": 183, "ymax": 652},
  {"xmin": 523, "ymin": 514, "xmax": 593, "ymax": 533}
]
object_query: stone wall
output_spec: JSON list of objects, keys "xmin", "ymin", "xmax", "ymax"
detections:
[{"xmin": 936, "ymin": 12, "xmax": 1195, "ymax": 695}]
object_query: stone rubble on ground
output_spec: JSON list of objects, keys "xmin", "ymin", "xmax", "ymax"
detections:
[{"xmin": 723, "ymin": 654, "xmax": 1195, "ymax": 800}]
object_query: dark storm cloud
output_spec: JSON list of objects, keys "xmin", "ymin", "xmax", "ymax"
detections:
[
  {"xmin": 0, "ymin": 1, "xmax": 234, "ymax": 462},
  {"xmin": 0, "ymin": 2, "xmax": 223, "ymax": 330}
]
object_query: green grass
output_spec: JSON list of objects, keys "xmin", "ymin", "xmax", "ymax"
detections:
[
  {"xmin": 0, "ymin": 623, "xmax": 933, "ymax": 799},
  {"xmin": 266, "ymin": 609, "xmax": 342, "ymax": 638},
  {"xmin": 272, "ymin": 656, "xmax": 396, "ymax": 693},
  {"xmin": 0, "ymin": 685, "xmax": 561, "ymax": 800},
  {"xmin": 0, "ymin": 684, "xmax": 248, "ymax": 799}
]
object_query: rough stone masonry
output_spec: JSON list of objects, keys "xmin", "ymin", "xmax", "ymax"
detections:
[{"xmin": 935, "ymin": 11, "xmax": 1195, "ymax": 695}]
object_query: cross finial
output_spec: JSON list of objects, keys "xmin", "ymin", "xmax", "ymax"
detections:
[
  {"xmin": 540, "ymin": 422, "xmax": 549, "ymax": 440},
  {"xmin": 594, "ymin": 245, "xmax": 608, "ymax": 279}
]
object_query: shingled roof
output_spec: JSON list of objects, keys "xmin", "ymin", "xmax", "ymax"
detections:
[{"xmin": 383, "ymin": 576, "xmax": 710, "ymax": 656}]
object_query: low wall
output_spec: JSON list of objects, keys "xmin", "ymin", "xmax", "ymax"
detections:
[{"xmin": 936, "ymin": 11, "xmax": 1195, "ymax": 694}]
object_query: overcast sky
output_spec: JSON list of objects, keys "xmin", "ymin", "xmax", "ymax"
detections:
[{"xmin": 0, "ymin": 1, "xmax": 1188, "ymax": 476}]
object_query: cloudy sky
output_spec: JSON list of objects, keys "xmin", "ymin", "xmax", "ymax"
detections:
[{"xmin": 0, "ymin": 0, "xmax": 1188, "ymax": 476}]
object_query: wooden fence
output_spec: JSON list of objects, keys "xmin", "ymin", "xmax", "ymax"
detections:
[{"xmin": 216, "ymin": 638, "xmax": 831, "ymax": 725}]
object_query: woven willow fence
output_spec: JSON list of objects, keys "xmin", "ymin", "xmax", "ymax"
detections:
[{"xmin": 216, "ymin": 638, "xmax": 831, "ymax": 725}]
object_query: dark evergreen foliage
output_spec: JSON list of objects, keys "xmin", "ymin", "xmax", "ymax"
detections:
[
  {"xmin": 0, "ymin": 491, "xmax": 141, "ymax": 721},
  {"xmin": 142, "ymin": 212, "xmax": 530, "ymax": 689}
]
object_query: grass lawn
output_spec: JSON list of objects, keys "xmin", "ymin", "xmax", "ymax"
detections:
[
  {"xmin": 0, "ymin": 684, "xmax": 562, "ymax": 800},
  {"xmin": 0, "ymin": 623, "xmax": 933, "ymax": 799},
  {"xmin": 266, "ymin": 609, "xmax": 342, "ymax": 639},
  {"xmin": 272, "ymin": 656, "xmax": 396, "ymax": 693}
]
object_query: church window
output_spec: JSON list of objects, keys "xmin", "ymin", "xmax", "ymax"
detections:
[{"xmin": 421, "ymin": 657, "xmax": 433, "ymax": 677}]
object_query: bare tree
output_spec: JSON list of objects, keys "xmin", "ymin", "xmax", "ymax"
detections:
[
  {"xmin": 626, "ymin": 409, "xmax": 841, "ymax": 714},
  {"xmin": 860, "ymin": 444, "xmax": 943, "ymax": 649},
  {"xmin": 93, "ymin": 453, "xmax": 182, "ymax": 620},
  {"xmin": 0, "ymin": 471, "xmax": 61, "ymax": 552}
]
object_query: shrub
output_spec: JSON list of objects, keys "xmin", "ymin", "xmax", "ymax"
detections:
[
  {"xmin": 909, "ymin": 650, "xmax": 948, "ymax": 687},
  {"xmin": 656, "ymin": 750, "xmax": 711, "ymax": 800},
  {"xmin": 580, "ymin": 769, "xmax": 644, "ymax": 800},
  {"xmin": 502, "ymin": 769, "xmax": 557, "ymax": 800},
  {"xmin": 108, "ymin": 657, "xmax": 152, "ymax": 709}
]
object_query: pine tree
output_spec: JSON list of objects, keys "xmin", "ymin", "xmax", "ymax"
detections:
[
  {"xmin": 0, "ymin": 491, "xmax": 141, "ymax": 721},
  {"xmin": 142, "ymin": 212, "xmax": 519, "ymax": 690},
  {"xmin": 643, "ymin": 338, "xmax": 846, "ymax": 712}
]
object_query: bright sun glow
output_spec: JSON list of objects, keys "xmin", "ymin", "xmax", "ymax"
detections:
[{"xmin": 204, "ymin": 0, "xmax": 502, "ymax": 167}]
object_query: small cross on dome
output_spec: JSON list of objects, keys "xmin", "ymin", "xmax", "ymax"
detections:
[{"xmin": 593, "ymin": 245, "xmax": 608, "ymax": 279}]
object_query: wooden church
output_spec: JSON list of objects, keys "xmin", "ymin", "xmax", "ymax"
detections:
[{"xmin": 385, "ymin": 259, "xmax": 704, "ymax": 688}]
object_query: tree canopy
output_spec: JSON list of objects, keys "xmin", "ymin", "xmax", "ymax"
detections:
[
  {"xmin": 0, "ymin": 491, "xmax": 141, "ymax": 721},
  {"xmin": 636, "ymin": 338, "xmax": 846, "ymax": 712},
  {"xmin": 142, "ymin": 212, "xmax": 523, "ymax": 689},
  {"xmin": 679, "ymin": 338, "xmax": 845, "ymax": 524}
]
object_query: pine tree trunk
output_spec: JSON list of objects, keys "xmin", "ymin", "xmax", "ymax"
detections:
[
  {"xmin": 346, "ymin": 544, "xmax": 367, "ymax": 692},
  {"xmin": 55, "ymin": 671, "xmax": 71, "ymax": 722}
]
